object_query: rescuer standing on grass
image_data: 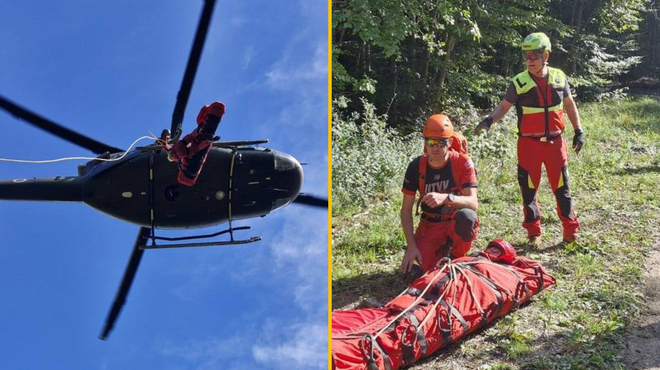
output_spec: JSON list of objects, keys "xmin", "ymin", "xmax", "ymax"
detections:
[
  {"xmin": 475, "ymin": 32, "xmax": 584, "ymax": 247},
  {"xmin": 401, "ymin": 115, "xmax": 479, "ymax": 274}
]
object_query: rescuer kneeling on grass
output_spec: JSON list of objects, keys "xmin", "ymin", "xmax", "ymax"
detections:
[
  {"xmin": 401, "ymin": 114, "xmax": 479, "ymax": 275},
  {"xmin": 475, "ymin": 32, "xmax": 584, "ymax": 247}
]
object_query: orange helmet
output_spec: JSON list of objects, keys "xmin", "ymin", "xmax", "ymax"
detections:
[{"xmin": 423, "ymin": 114, "xmax": 454, "ymax": 139}]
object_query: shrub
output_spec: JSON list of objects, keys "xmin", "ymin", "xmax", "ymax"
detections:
[{"xmin": 332, "ymin": 97, "xmax": 418, "ymax": 211}]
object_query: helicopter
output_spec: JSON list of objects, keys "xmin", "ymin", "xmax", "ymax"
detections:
[{"xmin": 0, "ymin": 0, "xmax": 328, "ymax": 341}]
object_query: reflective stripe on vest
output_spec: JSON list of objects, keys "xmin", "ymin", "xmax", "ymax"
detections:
[{"xmin": 512, "ymin": 67, "xmax": 567, "ymax": 137}]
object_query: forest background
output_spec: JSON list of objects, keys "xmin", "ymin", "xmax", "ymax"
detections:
[
  {"xmin": 332, "ymin": 1, "xmax": 660, "ymax": 369},
  {"xmin": 333, "ymin": 0, "xmax": 659, "ymax": 142}
]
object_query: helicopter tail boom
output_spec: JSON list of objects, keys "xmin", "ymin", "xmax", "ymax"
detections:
[{"xmin": 0, "ymin": 177, "xmax": 82, "ymax": 202}]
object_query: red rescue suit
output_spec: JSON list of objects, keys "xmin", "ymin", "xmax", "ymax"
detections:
[
  {"xmin": 402, "ymin": 151, "xmax": 479, "ymax": 271},
  {"xmin": 508, "ymin": 68, "xmax": 579, "ymax": 240},
  {"xmin": 169, "ymin": 102, "xmax": 225, "ymax": 186}
]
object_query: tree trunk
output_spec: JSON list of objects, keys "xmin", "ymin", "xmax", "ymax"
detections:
[
  {"xmin": 438, "ymin": 35, "xmax": 456, "ymax": 89},
  {"xmin": 568, "ymin": 0, "xmax": 603, "ymax": 74},
  {"xmin": 423, "ymin": 45, "xmax": 431, "ymax": 84},
  {"xmin": 568, "ymin": 0, "xmax": 586, "ymax": 74}
]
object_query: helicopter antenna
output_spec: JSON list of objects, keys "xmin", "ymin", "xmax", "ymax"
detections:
[{"xmin": 170, "ymin": 0, "xmax": 217, "ymax": 143}]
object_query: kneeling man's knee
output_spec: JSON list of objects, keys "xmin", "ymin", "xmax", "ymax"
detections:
[{"xmin": 454, "ymin": 209, "xmax": 478, "ymax": 241}]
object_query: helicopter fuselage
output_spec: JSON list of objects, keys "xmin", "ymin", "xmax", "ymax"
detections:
[{"xmin": 0, "ymin": 145, "xmax": 303, "ymax": 229}]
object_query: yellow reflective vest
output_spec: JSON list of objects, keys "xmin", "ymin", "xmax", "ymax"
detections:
[{"xmin": 511, "ymin": 67, "xmax": 568, "ymax": 137}]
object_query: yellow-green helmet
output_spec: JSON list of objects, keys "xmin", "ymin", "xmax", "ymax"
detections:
[{"xmin": 521, "ymin": 32, "xmax": 551, "ymax": 52}]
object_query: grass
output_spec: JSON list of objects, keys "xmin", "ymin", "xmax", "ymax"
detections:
[{"xmin": 332, "ymin": 96, "xmax": 660, "ymax": 369}]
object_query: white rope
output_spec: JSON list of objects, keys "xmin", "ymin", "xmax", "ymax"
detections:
[
  {"xmin": 0, "ymin": 135, "xmax": 159, "ymax": 164},
  {"xmin": 373, "ymin": 263, "xmax": 450, "ymax": 338},
  {"xmin": 370, "ymin": 258, "xmax": 537, "ymax": 341},
  {"xmin": 417, "ymin": 262, "xmax": 457, "ymax": 330},
  {"xmin": 366, "ymin": 258, "xmax": 537, "ymax": 348}
]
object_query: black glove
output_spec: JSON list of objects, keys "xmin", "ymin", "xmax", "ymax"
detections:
[
  {"xmin": 475, "ymin": 116, "xmax": 493, "ymax": 134},
  {"xmin": 573, "ymin": 128, "xmax": 584, "ymax": 154}
]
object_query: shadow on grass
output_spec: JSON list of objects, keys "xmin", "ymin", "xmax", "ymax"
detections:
[
  {"xmin": 518, "ymin": 315, "xmax": 660, "ymax": 370},
  {"xmin": 613, "ymin": 165, "xmax": 660, "ymax": 176},
  {"xmin": 331, "ymin": 253, "xmax": 643, "ymax": 369},
  {"xmin": 514, "ymin": 241, "xmax": 566, "ymax": 255},
  {"xmin": 332, "ymin": 269, "xmax": 410, "ymax": 310},
  {"xmin": 621, "ymin": 98, "xmax": 660, "ymax": 134},
  {"xmin": 406, "ymin": 306, "xmax": 632, "ymax": 370}
]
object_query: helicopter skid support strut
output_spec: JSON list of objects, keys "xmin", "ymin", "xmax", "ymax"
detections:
[
  {"xmin": 140, "ymin": 226, "xmax": 261, "ymax": 250},
  {"xmin": 143, "ymin": 147, "xmax": 261, "ymax": 250}
]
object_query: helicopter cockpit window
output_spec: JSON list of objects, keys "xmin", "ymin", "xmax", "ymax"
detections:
[{"xmin": 273, "ymin": 151, "xmax": 297, "ymax": 171}]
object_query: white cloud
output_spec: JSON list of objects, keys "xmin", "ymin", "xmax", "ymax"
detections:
[
  {"xmin": 266, "ymin": 39, "xmax": 327, "ymax": 90},
  {"xmin": 157, "ymin": 210, "xmax": 328, "ymax": 370},
  {"xmin": 158, "ymin": 335, "xmax": 255, "ymax": 370},
  {"xmin": 157, "ymin": 4, "xmax": 330, "ymax": 366},
  {"xmin": 242, "ymin": 45, "xmax": 255, "ymax": 69},
  {"xmin": 245, "ymin": 207, "xmax": 328, "ymax": 369},
  {"xmin": 271, "ymin": 220, "xmax": 327, "ymax": 312},
  {"xmin": 252, "ymin": 323, "xmax": 328, "ymax": 370}
]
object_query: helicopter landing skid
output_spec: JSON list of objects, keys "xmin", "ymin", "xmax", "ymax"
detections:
[{"xmin": 140, "ymin": 226, "xmax": 262, "ymax": 250}]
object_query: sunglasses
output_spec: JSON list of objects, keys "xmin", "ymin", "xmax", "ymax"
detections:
[
  {"xmin": 425, "ymin": 138, "xmax": 449, "ymax": 147},
  {"xmin": 523, "ymin": 50, "xmax": 544, "ymax": 61}
]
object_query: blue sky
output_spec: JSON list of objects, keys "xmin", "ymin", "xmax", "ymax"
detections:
[{"xmin": 0, "ymin": 1, "xmax": 328, "ymax": 369}]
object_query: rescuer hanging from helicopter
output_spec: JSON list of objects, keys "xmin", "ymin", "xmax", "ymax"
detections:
[{"xmin": 162, "ymin": 101, "xmax": 226, "ymax": 186}]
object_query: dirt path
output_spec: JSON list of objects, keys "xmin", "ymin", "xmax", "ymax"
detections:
[
  {"xmin": 622, "ymin": 89, "xmax": 660, "ymax": 369},
  {"xmin": 625, "ymin": 248, "xmax": 660, "ymax": 370}
]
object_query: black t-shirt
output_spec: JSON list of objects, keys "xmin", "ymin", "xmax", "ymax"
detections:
[{"xmin": 402, "ymin": 154, "xmax": 477, "ymax": 214}]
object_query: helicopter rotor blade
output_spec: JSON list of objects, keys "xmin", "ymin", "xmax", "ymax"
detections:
[
  {"xmin": 293, "ymin": 194, "xmax": 328, "ymax": 208},
  {"xmin": 99, "ymin": 227, "xmax": 150, "ymax": 340},
  {"xmin": 170, "ymin": 0, "xmax": 217, "ymax": 142},
  {"xmin": 0, "ymin": 94, "xmax": 123, "ymax": 155}
]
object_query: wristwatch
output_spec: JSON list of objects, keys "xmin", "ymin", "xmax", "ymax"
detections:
[{"xmin": 446, "ymin": 194, "xmax": 456, "ymax": 204}]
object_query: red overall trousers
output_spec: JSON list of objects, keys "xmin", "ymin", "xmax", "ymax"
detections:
[
  {"xmin": 414, "ymin": 209, "xmax": 479, "ymax": 272},
  {"xmin": 517, "ymin": 136, "xmax": 579, "ymax": 240}
]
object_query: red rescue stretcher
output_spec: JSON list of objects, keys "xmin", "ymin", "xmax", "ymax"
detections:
[{"xmin": 332, "ymin": 241, "xmax": 556, "ymax": 370}]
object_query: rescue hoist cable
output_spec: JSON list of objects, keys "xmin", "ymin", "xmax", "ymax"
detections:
[{"xmin": 0, "ymin": 135, "xmax": 158, "ymax": 164}]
